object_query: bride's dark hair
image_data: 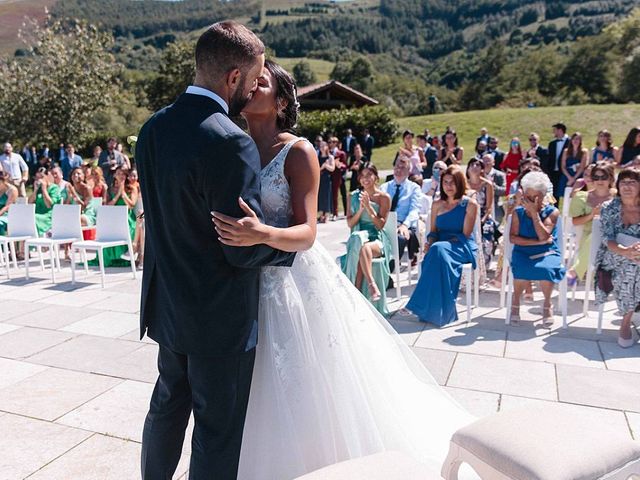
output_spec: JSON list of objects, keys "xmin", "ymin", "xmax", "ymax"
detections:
[{"xmin": 265, "ymin": 59, "xmax": 299, "ymax": 132}]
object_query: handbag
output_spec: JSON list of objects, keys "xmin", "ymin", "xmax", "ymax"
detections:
[{"xmin": 596, "ymin": 268, "xmax": 614, "ymax": 294}]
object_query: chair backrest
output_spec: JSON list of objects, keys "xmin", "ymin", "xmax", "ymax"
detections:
[
  {"xmin": 50, "ymin": 204, "xmax": 83, "ymax": 240},
  {"xmin": 556, "ymin": 208, "xmax": 565, "ymax": 262},
  {"xmin": 89, "ymin": 197, "xmax": 103, "ymax": 209},
  {"xmin": 589, "ymin": 217, "xmax": 602, "ymax": 263},
  {"xmin": 503, "ymin": 214, "xmax": 513, "ymax": 266},
  {"xmin": 384, "ymin": 211, "xmax": 400, "ymax": 264},
  {"xmin": 7, "ymin": 203, "xmax": 37, "ymax": 237},
  {"xmin": 419, "ymin": 194, "xmax": 432, "ymax": 216},
  {"xmin": 95, "ymin": 205, "xmax": 131, "ymax": 243},
  {"xmin": 15, "ymin": 197, "xmax": 28, "ymax": 205}
]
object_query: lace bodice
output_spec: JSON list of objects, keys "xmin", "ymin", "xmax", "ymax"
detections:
[{"xmin": 260, "ymin": 138, "xmax": 307, "ymax": 228}]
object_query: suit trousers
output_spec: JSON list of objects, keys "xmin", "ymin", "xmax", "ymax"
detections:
[
  {"xmin": 398, "ymin": 227, "xmax": 419, "ymax": 261},
  {"xmin": 141, "ymin": 345, "xmax": 256, "ymax": 480},
  {"xmin": 549, "ymin": 170, "xmax": 561, "ymax": 204}
]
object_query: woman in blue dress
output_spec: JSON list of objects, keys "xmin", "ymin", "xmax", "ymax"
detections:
[
  {"xmin": 341, "ymin": 165, "xmax": 392, "ymax": 315},
  {"xmin": 317, "ymin": 141, "xmax": 334, "ymax": 223},
  {"xmin": 591, "ymin": 129, "xmax": 617, "ymax": 164},
  {"xmin": 405, "ymin": 166, "xmax": 478, "ymax": 327},
  {"xmin": 558, "ymin": 132, "xmax": 588, "ymax": 199},
  {"xmin": 510, "ymin": 171, "xmax": 566, "ymax": 327}
]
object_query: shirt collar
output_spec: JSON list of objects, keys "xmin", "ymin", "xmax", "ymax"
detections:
[{"xmin": 185, "ymin": 86, "xmax": 229, "ymax": 114}]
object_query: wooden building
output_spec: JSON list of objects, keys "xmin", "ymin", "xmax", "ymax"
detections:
[{"xmin": 297, "ymin": 80, "xmax": 378, "ymax": 111}]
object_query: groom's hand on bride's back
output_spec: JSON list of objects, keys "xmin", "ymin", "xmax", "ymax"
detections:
[{"xmin": 212, "ymin": 197, "xmax": 271, "ymax": 247}]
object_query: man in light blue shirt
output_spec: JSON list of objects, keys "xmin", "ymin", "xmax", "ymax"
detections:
[
  {"xmin": 60, "ymin": 143, "xmax": 83, "ymax": 180},
  {"xmin": 380, "ymin": 156, "xmax": 422, "ymax": 267}
]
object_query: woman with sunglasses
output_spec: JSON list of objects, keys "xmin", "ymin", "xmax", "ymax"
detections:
[
  {"xmin": 567, "ymin": 162, "xmax": 615, "ymax": 285},
  {"xmin": 591, "ymin": 130, "xmax": 617, "ymax": 164},
  {"xmin": 594, "ymin": 168, "xmax": 640, "ymax": 347},
  {"xmin": 501, "ymin": 137, "xmax": 523, "ymax": 195}
]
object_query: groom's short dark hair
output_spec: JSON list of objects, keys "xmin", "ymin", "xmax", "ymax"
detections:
[{"xmin": 195, "ymin": 21, "xmax": 265, "ymax": 79}]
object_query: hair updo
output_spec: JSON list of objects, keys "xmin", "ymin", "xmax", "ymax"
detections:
[{"xmin": 264, "ymin": 59, "xmax": 299, "ymax": 132}]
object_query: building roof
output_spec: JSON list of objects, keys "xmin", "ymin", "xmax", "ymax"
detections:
[{"xmin": 297, "ymin": 80, "xmax": 378, "ymax": 107}]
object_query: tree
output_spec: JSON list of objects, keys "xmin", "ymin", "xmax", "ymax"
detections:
[
  {"xmin": 146, "ymin": 40, "xmax": 195, "ymax": 112},
  {"xmin": 292, "ymin": 60, "xmax": 317, "ymax": 87},
  {"xmin": 0, "ymin": 17, "xmax": 122, "ymax": 146},
  {"xmin": 330, "ymin": 56, "xmax": 374, "ymax": 92}
]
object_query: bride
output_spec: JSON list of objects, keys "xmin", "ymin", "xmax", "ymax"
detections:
[{"xmin": 212, "ymin": 60, "xmax": 476, "ymax": 480}]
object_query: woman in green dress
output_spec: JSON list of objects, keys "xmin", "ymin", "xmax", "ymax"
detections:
[
  {"xmin": 340, "ymin": 165, "xmax": 392, "ymax": 315},
  {"xmin": 66, "ymin": 167, "xmax": 97, "ymax": 226},
  {"xmin": 0, "ymin": 171, "xmax": 18, "ymax": 235},
  {"xmin": 567, "ymin": 162, "xmax": 615, "ymax": 284},
  {"xmin": 90, "ymin": 167, "xmax": 136, "ymax": 267},
  {"xmin": 28, "ymin": 167, "xmax": 62, "ymax": 236}
]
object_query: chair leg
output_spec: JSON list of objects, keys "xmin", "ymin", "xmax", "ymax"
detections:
[
  {"xmin": 441, "ymin": 443, "xmax": 463, "ymax": 480},
  {"xmin": 499, "ymin": 263, "xmax": 509, "ymax": 308},
  {"xmin": 583, "ymin": 267, "xmax": 592, "ymax": 317},
  {"xmin": 9, "ymin": 241, "xmax": 17, "ymax": 271},
  {"xmin": 37, "ymin": 246, "xmax": 44, "ymax": 271},
  {"xmin": 466, "ymin": 269, "xmax": 472, "ymax": 324},
  {"xmin": 49, "ymin": 244, "xmax": 56, "ymax": 284},
  {"xmin": 25, "ymin": 242, "xmax": 30, "ymax": 280},
  {"xmin": 127, "ymin": 240, "xmax": 136, "ymax": 279},
  {"xmin": 559, "ymin": 278, "xmax": 568, "ymax": 329},
  {"xmin": 395, "ymin": 264, "xmax": 401, "ymax": 300},
  {"xmin": 55, "ymin": 244, "xmax": 62, "ymax": 272},
  {"xmin": 3, "ymin": 241, "xmax": 10, "ymax": 278},
  {"xmin": 98, "ymin": 247, "xmax": 105, "ymax": 288},
  {"xmin": 70, "ymin": 247, "xmax": 76, "ymax": 284},
  {"xmin": 474, "ymin": 266, "xmax": 480, "ymax": 308},
  {"xmin": 597, "ymin": 303, "xmax": 605, "ymax": 335},
  {"xmin": 81, "ymin": 249, "xmax": 89, "ymax": 275},
  {"xmin": 505, "ymin": 272, "xmax": 514, "ymax": 325}
]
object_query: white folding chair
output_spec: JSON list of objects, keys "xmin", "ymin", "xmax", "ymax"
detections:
[
  {"xmin": 373, "ymin": 211, "xmax": 401, "ymax": 300},
  {"xmin": 582, "ymin": 218, "xmax": 606, "ymax": 332},
  {"xmin": 462, "ymin": 210, "xmax": 481, "ymax": 323},
  {"xmin": 561, "ymin": 186, "xmax": 580, "ymax": 269},
  {"xmin": 70, "ymin": 205, "xmax": 136, "ymax": 288},
  {"xmin": 500, "ymin": 215, "xmax": 514, "ymax": 310},
  {"xmin": 417, "ymin": 211, "xmax": 431, "ymax": 277},
  {"xmin": 25, "ymin": 205, "xmax": 84, "ymax": 283},
  {"xmin": 0, "ymin": 204, "xmax": 39, "ymax": 279},
  {"xmin": 15, "ymin": 197, "xmax": 28, "ymax": 205},
  {"xmin": 505, "ymin": 213, "xmax": 568, "ymax": 327}
]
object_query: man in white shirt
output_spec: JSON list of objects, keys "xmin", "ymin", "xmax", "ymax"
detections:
[
  {"xmin": 0, "ymin": 142, "xmax": 29, "ymax": 196},
  {"xmin": 380, "ymin": 157, "xmax": 422, "ymax": 268}
]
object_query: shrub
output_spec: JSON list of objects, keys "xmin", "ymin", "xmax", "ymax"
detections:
[{"xmin": 297, "ymin": 106, "xmax": 399, "ymax": 146}]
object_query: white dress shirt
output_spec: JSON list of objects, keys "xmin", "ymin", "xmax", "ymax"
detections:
[
  {"xmin": 185, "ymin": 86, "xmax": 229, "ymax": 114},
  {"xmin": 0, "ymin": 153, "xmax": 28, "ymax": 181}
]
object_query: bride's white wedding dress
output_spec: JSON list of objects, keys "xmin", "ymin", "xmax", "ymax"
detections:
[{"xmin": 238, "ymin": 138, "xmax": 476, "ymax": 479}]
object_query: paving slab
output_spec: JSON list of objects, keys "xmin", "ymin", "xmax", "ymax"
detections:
[
  {"xmin": 599, "ymin": 340, "xmax": 640, "ymax": 374},
  {"xmin": 62, "ymin": 311, "xmax": 140, "ymax": 338},
  {"xmin": 27, "ymin": 433, "xmax": 189, "ymax": 480},
  {"xmin": 88, "ymin": 292, "xmax": 140, "ymax": 313},
  {"xmin": 448, "ymin": 353, "xmax": 557, "ymax": 400},
  {"xmin": 7, "ymin": 304, "xmax": 102, "ymax": 330},
  {"xmin": 0, "ymin": 323, "xmax": 20, "ymax": 336},
  {"xmin": 0, "ymin": 284, "xmax": 61, "ymax": 302},
  {"xmin": 26, "ymin": 334, "xmax": 145, "ymax": 375},
  {"xmin": 119, "ymin": 329, "xmax": 156, "ymax": 344},
  {"xmin": 94, "ymin": 343, "xmax": 159, "ymax": 383},
  {"xmin": 444, "ymin": 386, "xmax": 500, "ymax": 418},
  {"xmin": 505, "ymin": 331, "xmax": 605, "ymax": 368},
  {"xmin": 414, "ymin": 325, "xmax": 506, "ymax": 357},
  {"xmin": 627, "ymin": 412, "xmax": 640, "ymax": 440},
  {"xmin": 0, "ymin": 298, "xmax": 48, "ymax": 321},
  {"xmin": 0, "ymin": 413, "xmax": 91, "ymax": 479},
  {"xmin": 388, "ymin": 318, "xmax": 425, "ymax": 346},
  {"xmin": 0, "ymin": 327, "xmax": 77, "ymax": 360},
  {"xmin": 0, "ymin": 357, "xmax": 48, "ymax": 389},
  {"xmin": 39, "ymin": 289, "xmax": 116, "ymax": 307},
  {"xmin": 410, "ymin": 347, "xmax": 456, "ymax": 385},
  {"xmin": 0, "ymin": 368, "xmax": 122, "ymax": 421},
  {"xmin": 557, "ymin": 364, "xmax": 640, "ymax": 413}
]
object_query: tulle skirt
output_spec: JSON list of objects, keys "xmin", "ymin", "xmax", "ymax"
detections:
[{"xmin": 237, "ymin": 242, "xmax": 476, "ymax": 479}]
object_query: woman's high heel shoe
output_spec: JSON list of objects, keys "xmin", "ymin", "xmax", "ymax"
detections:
[
  {"xmin": 509, "ymin": 306, "xmax": 520, "ymax": 325},
  {"xmin": 368, "ymin": 281, "xmax": 381, "ymax": 302},
  {"xmin": 542, "ymin": 305, "xmax": 555, "ymax": 328}
]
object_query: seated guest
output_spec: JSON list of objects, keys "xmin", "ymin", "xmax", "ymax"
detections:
[
  {"xmin": 467, "ymin": 158, "xmax": 495, "ymax": 266},
  {"xmin": 89, "ymin": 166, "xmax": 108, "ymax": 204},
  {"xmin": 509, "ymin": 172, "xmax": 565, "ymax": 328},
  {"xmin": 567, "ymin": 162, "xmax": 614, "ymax": 285},
  {"xmin": 50, "ymin": 166, "xmax": 69, "ymax": 203},
  {"xmin": 66, "ymin": 167, "xmax": 96, "ymax": 226},
  {"xmin": 594, "ymin": 168, "xmax": 640, "ymax": 348},
  {"xmin": 482, "ymin": 153, "xmax": 506, "ymax": 224},
  {"xmin": 380, "ymin": 157, "xmax": 422, "ymax": 267},
  {"xmin": 615, "ymin": 127, "xmax": 640, "ymax": 168},
  {"xmin": 558, "ymin": 132, "xmax": 588, "ymax": 200},
  {"xmin": 28, "ymin": 167, "xmax": 62, "ymax": 236},
  {"xmin": 0, "ymin": 171, "xmax": 18, "ymax": 235},
  {"xmin": 591, "ymin": 130, "xmax": 617, "ymax": 164},
  {"xmin": 422, "ymin": 160, "xmax": 446, "ymax": 199},
  {"xmin": 341, "ymin": 166, "xmax": 391, "ymax": 314},
  {"xmin": 404, "ymin": 166, "xmax": 478, "ymax": 326}
]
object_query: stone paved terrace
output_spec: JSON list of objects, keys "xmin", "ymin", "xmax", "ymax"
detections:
[{"xmin": 1, "ymin": 218, "xmax": 639, "ymax": 479}]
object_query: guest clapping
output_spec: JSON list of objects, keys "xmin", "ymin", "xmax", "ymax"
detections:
[
  {"xmin": 341, "ymin": 165, "xmax": 391, "ymax": 313},
  {"xmin": 348, "ymin": 143, "xmax": 367, "ymax": 191},
  {"xmin": 0, "ymin": 171, "xmax": 18, "ymax": 235},
  {"xmin": 405, "ymin": 166, "xmax": 478, "ymax": 326},
  {"xmin": 29, "ymin": 167, "xmax": 63, "ymax": 236},
  {"xmin": 67, "ymin": 167, "xmax": 96, "ymax": 226},
  {"xmin": 439, "ymin": 129, "xmax": 463, "ymax": 166},
  {"xmin": 509, "ymin": 172, "xmax": 565, "ymax": 327},
  {"xmin": 594, "ymin": 168, "xmax": 640, "ymax": 348},
  {"xmin": 397, "ymin": 130, "xmax": 426, "ymax": 178},
  {"xmin": 616, "ymin": 127, "xmax": 640, "ymax": 168}
]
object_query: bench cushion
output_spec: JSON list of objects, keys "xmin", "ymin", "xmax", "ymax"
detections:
[
  {"xmin": 452, "ymin": 403, "xmax": 640, "ymax": 480},
  {"xmin": 294, "ymin": 451, "xmax": 439, "ymax": 480}
]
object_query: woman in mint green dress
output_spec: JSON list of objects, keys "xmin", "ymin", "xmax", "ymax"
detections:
[
  {"xmin": 66, "ymin": 167, "xmax": 97, "ymax": 226},
  {"xmin": 90, "ymin": 167, "xmax": 136, "ymax": 267},
  {"xmin": 28, "ymin": 167, "xmax": 62, "ymax": 236},
  {"xmin": 341, "ymin": 165, "xmax": 392, "ymax": 315},
  {"xmin": 0, "ymin": 171, "xmax": 18, "ymax": 235}
]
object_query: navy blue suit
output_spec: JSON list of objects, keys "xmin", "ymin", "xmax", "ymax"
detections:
[{"xmin": 136, "ymin": 92, "xmax": 295, "ymax": 479}]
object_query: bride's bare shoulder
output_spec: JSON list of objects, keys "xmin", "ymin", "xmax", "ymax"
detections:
[{"xmin": 284, "ymin": 139, "xmax": 319, "ymax": 177}]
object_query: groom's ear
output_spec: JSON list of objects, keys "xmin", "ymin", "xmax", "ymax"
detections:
[{"xmin": 226, "ymin": 68, "xmax": 242, "ymax": 91}]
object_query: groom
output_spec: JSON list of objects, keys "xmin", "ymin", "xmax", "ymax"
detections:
[{"xmin": 136, "ymin": 21, "xmax": 296, "ymax": 479}]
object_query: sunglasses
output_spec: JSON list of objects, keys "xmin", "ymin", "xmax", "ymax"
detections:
[{"xmin": 591, "ymin": 174, "xmax": 609, "ymax": 181}]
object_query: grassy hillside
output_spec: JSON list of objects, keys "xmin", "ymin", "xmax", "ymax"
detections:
[
  {"xmin": 371, "ymin": 104, "xmax": 640, "ymax": 170},
  {"xmin": 0, "ymin": 0, "xmax": 54, "ymax": 56},
  {"xmin": 275, "ymin": 56, "xmax": 334, "ymax": 82}
]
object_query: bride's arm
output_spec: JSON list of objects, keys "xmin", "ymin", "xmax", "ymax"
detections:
[{"xmin": 213, "ymin": 141, "xmax": 320, "ymax": 252}]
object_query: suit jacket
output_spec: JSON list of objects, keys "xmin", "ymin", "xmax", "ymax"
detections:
[
  {"xmin": 136, "ymin": 93, "xmax": 295, "ymax": 357},
  {"xmin": 342, "ymin": 135, "xmax": 356, "ymax": 157},
  {"xmin": 547, "ymin": 138, "xmax": 569, "ymax": 173},
  {"xmin": 362, "ymin": 135, "xmax": 375, "ymax": 159},
  {"xmin": 533, "ymin": 145, "xmax": 549, "ymax": 168},
  {"xmin": 490, "ymin": 149, "xmax": 505, "ymax": 169}
]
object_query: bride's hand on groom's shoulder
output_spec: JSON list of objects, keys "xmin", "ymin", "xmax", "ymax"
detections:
[{"xmin": 211, "ymin": 197, "xmax": 270, "ymax": 247}]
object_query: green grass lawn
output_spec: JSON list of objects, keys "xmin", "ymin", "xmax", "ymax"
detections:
[
  {"xmin": 371, "ymin": 104, "xmax": 640, "ymax": 171},
  {"xmin": 275, "ymin": 57, "xmax": 335, "ymax": 82}
]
